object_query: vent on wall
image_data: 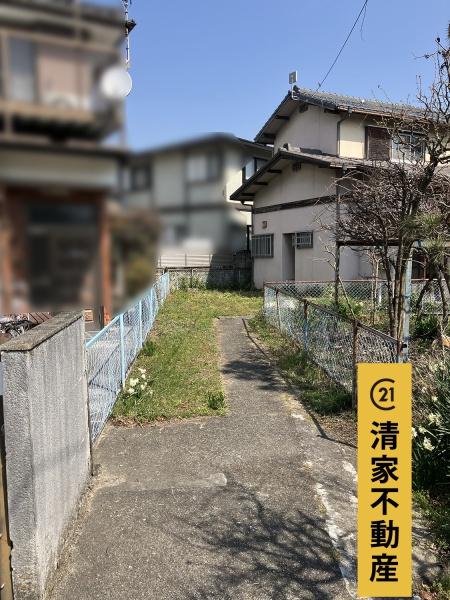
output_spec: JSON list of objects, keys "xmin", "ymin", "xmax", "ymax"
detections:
[{"xmin": 293, "ymin": 231, "xmax": 313, "ymax": 249}]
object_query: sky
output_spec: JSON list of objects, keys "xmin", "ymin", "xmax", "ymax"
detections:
[{"xmin": 97, "ymin": 0, "xmax": 449, "ymax": 150}]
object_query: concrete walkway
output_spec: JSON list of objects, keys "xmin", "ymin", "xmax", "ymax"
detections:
[{"xmin": 49, "ymin": 317, "xmax": 356, "ymax": 600}]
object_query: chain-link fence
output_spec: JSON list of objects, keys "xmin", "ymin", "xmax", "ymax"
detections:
[
  {"xmin": 266, "ymin": 279, "xmax": 447, "ymax": 330},
  {"xmin": 85, "ymin": 273, "xmax": 170, "ymax": 442},
  {"xmin": 157, "ymin": 267, "xmax": 252, "ymax": 292},
  {"xmin": 264, "ymin": 284, "xmax": 400, "ymax": 400}
]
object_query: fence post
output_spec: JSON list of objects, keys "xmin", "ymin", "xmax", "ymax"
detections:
[
  {"xmin": 276, "ymin": 289, "xmax": 282, "ymax": 331},
  {"xmin": 303, "ymin": 300, "xmax": 309, "ymax": 351},
  {"xmin": 119, "ymin": 313, "xmax": 126, "ymax": 389},
  {"xmin": 139, "ymin": 299, "xmax": 143, "ymax": 346},
  {"xmin": 352, "ymin": 320, "xmax": 359, "ymax": 409}
]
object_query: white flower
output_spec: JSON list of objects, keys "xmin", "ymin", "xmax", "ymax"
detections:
[
  {"xmin": 418, "ymin": 425, "xmax": 427, "ymax": 434},
  {"xmin": 128, "ymin": 387, "xmax": 135, "ymax": 395},
  {"xmin": 140, "ymin": 384, "xmax": 146, "ymax": 391},
  {"xmin": 129, "ymin": 378, "xmax": 139, "ymax": 387},
  {"xmin": 412, "ymin": 427, "xmax": 417, "ymax": 438},
  {"xmin": 431, "ymin": 395, "xmax": 438, "ymax": 403},
  {"xmin": 427, "ymin": 413, "xmax": 442, "ymax": 426},
  {"xmin": 423, "ymin": 437, "xmax": 435, "ymax": 452},
  {"xmin": 138, "ymin": 367, "xmax": 146, "ymax": 374}
]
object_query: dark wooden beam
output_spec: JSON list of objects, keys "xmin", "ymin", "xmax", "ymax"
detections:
[
  {"xmin": 262, "ymin": 133, "xmax": 276, "ymax": 140},
  {"xmin": 254, "ymin": 182, "xmax": 268, "ymax": 186},
  {"xmin": 267, "ymin": 169, "xmax": 282, "ymax": 174},
  {"xmin": 275, "ymin": 115, "xmax": 289, "ymax": 121},
  {"xmin": 337, "ymin": 239, "xmax": 400, "ymax": 247}
]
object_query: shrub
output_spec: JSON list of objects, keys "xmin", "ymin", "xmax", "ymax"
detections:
[
  {"xmin": 413, "ymin": 352, "xmax": 450, "ymax": 492},
  {"xmin": 412, "ymin": 314, "xmax": 440, "ymax": 341}
]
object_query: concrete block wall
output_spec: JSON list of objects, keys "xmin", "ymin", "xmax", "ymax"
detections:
[{"xmin": 0, "ymin": 312, "xmax": 91, "ymax": 600}]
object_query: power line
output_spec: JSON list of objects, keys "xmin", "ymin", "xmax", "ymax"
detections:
[{"xmin": 316, "ymin": 0, "xmax": 369, "ymax": 92}]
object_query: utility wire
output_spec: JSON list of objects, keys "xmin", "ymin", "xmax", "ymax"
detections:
[{"xmin": 315, "ymin": 0, "xmax": 369, "ymax": 92}]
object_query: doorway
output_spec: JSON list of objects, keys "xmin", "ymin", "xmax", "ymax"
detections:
[{"xmin": 282, "ymin": 233, "xmax": 295, "ymax": 280}]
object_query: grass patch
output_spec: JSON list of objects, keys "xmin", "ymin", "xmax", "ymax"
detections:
[
  {"xmin": 112, "ymin": 289, "xmax": 262, "ymax": 423},
  {"xmin": 248, "ymin": 311, "xmax": 352, "ymax": 416}
]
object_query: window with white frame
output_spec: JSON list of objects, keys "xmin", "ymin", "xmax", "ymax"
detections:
[
  {"xmin": 251, "ymin": 234, "xmax": 273, "ymax": 258},
  {"xmin": 292, "ymin": 231, "xmax": 313, "ymax": 249},
  {"xmin": 391, "ymin": 132, "xmax": 425, "ymax": 162}
]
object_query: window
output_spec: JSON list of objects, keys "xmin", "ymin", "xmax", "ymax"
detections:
[
  {"xmin": 366, "ymin": 127, "xmax": 426, "ymax": 162},
  {"xmin": 130, "ymin": 164, "xmax": 152, "ymax": 191},
  {"xmin": 251, "ymin": 234, "xmax": 273, "ymax": 258},
  {"xmin": 366, "ymin": 127, "xmax": 390, "ymax": 160},
  {"xmin": 243, "ymin": 157, "xmax": 268, "ymax": 181},
  {"xmin": 9, "ymin": 38, "xmax": 36, "ymax": 102},
  {"xmin": 391, "ymin": 132, "xmax": 425, "ymax": 162},
  {"xmin": 292, "ymin": 231, "xmax": 313, "ymax": 249},
  {"xmin": 186, "ymin": 152, "xmax": 221, "ymax": 183}
]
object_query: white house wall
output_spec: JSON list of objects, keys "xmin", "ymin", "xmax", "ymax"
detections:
[
  {"xmin": 153, "ymin": 151, "xmax": 185, "ymax": 208},
  {"xmin": 275, "ymin": 105, "xmax": 339, "ymax": 155},
  {"xmin": 339, "ymin": 115, "xmax": 366, "ymax": 159},
  {"xmin": 254, "ymin": 163, "xmax": 336, "ymax": 209},
  {"xmin": 252, "ymin": 163, "xmax": 367, "ymax": 287}
]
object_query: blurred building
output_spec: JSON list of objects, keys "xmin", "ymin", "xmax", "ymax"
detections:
[
  {"xmin": 127, "ymin": 134, "xmax": 271, "ymax": 267},
  {"xmin": 0, "ymin": 0, "xmax": 126, "ymax": 320}
]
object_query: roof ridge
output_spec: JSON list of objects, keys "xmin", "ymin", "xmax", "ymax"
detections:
[{"xmin": 295, "ymin": 87, "xmax": 420, "ymax": 109}]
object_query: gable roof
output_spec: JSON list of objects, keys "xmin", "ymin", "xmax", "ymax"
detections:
[{"xmin": 255, "ymin": 87, "xmax": 425, "ymax": 144}]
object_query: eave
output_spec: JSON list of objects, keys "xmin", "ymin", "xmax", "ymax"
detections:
[{"xmin": 230, "ymin": 148, "xmax": 359, "ymax": 203}]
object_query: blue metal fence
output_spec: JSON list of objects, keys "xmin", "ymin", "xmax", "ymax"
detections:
[{"xmin": 85, "ymin": 273, "xmax": 170, "ymax": 442}]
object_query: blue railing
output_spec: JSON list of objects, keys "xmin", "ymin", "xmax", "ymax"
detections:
[{"xmin": 85, "ymin": 273, "xmax": 170, "ymax": 442}]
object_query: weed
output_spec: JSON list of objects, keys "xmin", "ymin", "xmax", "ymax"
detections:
[{"xmin": 207, "ymin": 391, "xmax": 226, "ymax": 411}]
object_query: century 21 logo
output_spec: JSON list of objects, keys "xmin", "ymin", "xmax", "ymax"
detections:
[{"xmin": 370, "ymin": 378, "xmax": 396, "ymax": 411}]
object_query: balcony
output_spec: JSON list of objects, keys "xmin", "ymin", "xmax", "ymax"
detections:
[{"xmin": 0, "ymin": 32, "xmax": 123, "ymax": 141}]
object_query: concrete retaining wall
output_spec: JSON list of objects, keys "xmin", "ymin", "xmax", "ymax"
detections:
[{"xmin": 0, "ymin": 312, "xmax": 91, "ymax": 600}]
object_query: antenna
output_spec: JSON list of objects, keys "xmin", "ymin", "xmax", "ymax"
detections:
[{"xmin": 289, "ymin": 71, "xmax": 298, "ymax": 94}]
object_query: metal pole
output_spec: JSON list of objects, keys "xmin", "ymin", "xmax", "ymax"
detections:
[
  {"xmin": 335, "ymin": 185, "xmax": 341, "ymax": 307},
  {"xmin": 119, "ymin": 314, "xmax": 126, "ymax": 388},
  {"xmin": 139, "ymin": 300, "xmax": 143, "ymax": 346},
  {"xmin": 303, "ymin": 300, "xmax": 309, "ymax": 351},
  {"xmin": 402, "ymin": 247, "xmax": 414, "ymax": 362},
  {"xmin": 276, "ymin": 289, "xmax": 282, "ymax": 331}
]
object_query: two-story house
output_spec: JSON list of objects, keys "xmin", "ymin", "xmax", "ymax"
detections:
[
  {"xmin": 230, "ymin": 88, "xmax": 425, "ymax": 288},
  {"xmin": 0, "ymin": 0, "xmax": 126, "ymax": 321},
  {"xmin": 127, "ymin": 133, "xmax": 271, "ymax": 266}
]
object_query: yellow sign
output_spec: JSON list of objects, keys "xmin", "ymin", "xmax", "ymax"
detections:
[{"xmin": 357, "ymin": 363, "xmax": 412, "ymax": 598}]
